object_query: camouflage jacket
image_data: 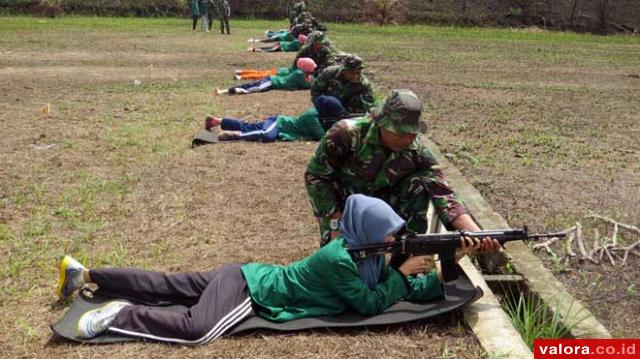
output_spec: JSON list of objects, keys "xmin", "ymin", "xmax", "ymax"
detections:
[
  {"xmin": 217, "ymin": 0, "xmax": 230, "ymax": 17},
  {"xmin": 294, "ymin": 14, "xmax": 327, "ymax": 32},
  {"xmin": 290, "ymin": 23, "xmax": 312, "ymax": 39},
  {"xmin": 310, "ymin": 65, "xmax": 375, "ymax": 113},
  {"xmin": 305, "ymin": 118, "xmax": 467, "ymax": 236},
  {"xmin": 292, "ymin": 45, "xmax": 336, "ymax": 75}
]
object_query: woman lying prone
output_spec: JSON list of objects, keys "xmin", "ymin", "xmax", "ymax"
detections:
[{"xmin": 56, "ymin": 194, "xmax": 492, "ymax": 345}]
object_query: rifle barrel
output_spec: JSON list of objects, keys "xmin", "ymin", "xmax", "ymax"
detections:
[{"xmin": 527, "ymin": 232, "xmax": 567, "ymax": 240}]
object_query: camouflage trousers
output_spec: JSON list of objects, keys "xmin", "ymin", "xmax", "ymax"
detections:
[{"xmin": 319, "ymin": 172, "xmax": 432, "ymax": 247}]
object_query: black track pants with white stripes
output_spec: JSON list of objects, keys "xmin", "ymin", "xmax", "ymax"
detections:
[{"xmin": 90, "ymin": 263, "xmax": 255, "ymax": 345}]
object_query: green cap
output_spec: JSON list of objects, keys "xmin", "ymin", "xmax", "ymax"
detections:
[
  {"xmin": 343, "ymin": 54, "xmax": 364, "ymax": 71},
  {"xmin": 371, "ymin": 89, "xmax": 424, "ymax": 134}
]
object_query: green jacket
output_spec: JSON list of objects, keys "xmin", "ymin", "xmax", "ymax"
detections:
[
  {"xmin": 275, "ymin": 107, "xmax": 325, "ymax": 141},
  {"xmin": 275, "ymin": 67, "xmax": 293, "ymax": 76},
  {"xmin": 310, "ymin": 65, "xmax": 375, "ymax": 113},
  {"xmin": 305, "ymin": 118, "xmax": 468, "ymax": 236},
  {"xmin": 275, "ymin": 32, "xmax": 294, "ymax": 42},
  {"xmin": 198, "ymin": 0, "xmax": 209, "ymax": 14},
  {"xmin": 269, "ymin": 68, "xmax": 311, "ymax": 91},
  {"xmin": 279, "ymin": 39, "xmax": 301, "ymax": 52},
  {"xmin": 241, "ymin": 238, "xmax": 443, "ymax": 322},
  {"xmin": 190, "ymin": 0, "xmax": 200, "ymax": 16}
]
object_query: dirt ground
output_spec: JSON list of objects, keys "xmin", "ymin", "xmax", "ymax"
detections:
[
  {"xmin": 0, "ymin": 18, "xmax": 487, "ymax": 358},
  {"xmin": 0, "ymin": 17, "xmax": 638, "ymax": 358}
]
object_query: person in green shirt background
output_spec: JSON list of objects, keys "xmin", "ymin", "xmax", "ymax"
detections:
[
  {"xmin": 55, "ymin": 194, "xmax": 491, "ymax": 343},
  {"xmin": 233, "ymin": 31, "xmax": 332, "ymax": 82},
  {"xmin": 202, "ymin": 95, "xmax": 345, "ymax": 142},
  {"xmin": 198, "ymin": 0, "xmax": 210, "ymax": 32},
  {"xmin": 214, "ymin": 57, "xmax": 316, "ymax": 95},
  {"xmin": 248, "ymin": 34, "xmax": 307, "ymax": 53},
  {"xmin": 189, "ymin": 0, "xmax": 200, "ymax": 31},
  {"xmin": 250, "ymin": 19, "xmax": 312, "ymax": 44}
]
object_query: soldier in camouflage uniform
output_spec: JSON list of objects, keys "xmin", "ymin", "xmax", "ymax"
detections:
[
  {"xmin": 292, "ymin": 31, "xmax": 335, "ymax": 76},
  {"xmin": 294, "ymin": 11, "xmax": 327, "ymax": 32},
  {"xmin": 310, "ymin": 54, "xmax": 375, "ymax": 115},
  {"xmin": 289, "ymin": 1, "xmax": 307, "ymax": 27},
  {"xmin": 217, "ymin": 0, "xmax": 231, "ymax": 34},
  {"xmin": 305, "ymin": 89, "xmax": 489, "ymax": 246}
]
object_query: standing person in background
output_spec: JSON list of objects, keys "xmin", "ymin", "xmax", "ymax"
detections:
[
  {"xmin": 190, "ymin": 0, "xmax": 200, "ymax": 31},
  {"xmin": 289, "ymin": 0, "xmax": 307, "ymax": 28},
  {"xmin": 218, "ymin": 0, "xmax": 231, "ymax": 35},
  {"xmin": 207, "ymin": 0, "xmax": 216, "ymax": 32},
  {"xmin": 198, "ymin": 0, "xmax": 210, "ymax": 32}
]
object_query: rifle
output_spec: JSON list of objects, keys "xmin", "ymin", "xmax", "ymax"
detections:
[{"xmin": 347, "ymin": 228, "xmax": 566, "ymax": 283}]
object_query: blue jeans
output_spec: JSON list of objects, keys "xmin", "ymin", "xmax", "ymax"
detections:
[
  {"xmin": 228, "ymin": 77, "xmax": 273, "ymax": 94},
  {"xmin": 221, "ymin": 116, "xmax": 279, "ymax": 142}
]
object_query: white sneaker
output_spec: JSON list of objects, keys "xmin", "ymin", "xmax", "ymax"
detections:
[
  {"xmin": 57, "ymin": 255, "xmax": 86, "ymax": 300},
  {"xmin": 234, "ymin": 74, "xmax": 242, "ymax": 81},
  {"xmin": 77, "ymin": 301, "xmax": 130, "ymax": 338},
  {"xmin": 247, "ymin": 38, "xmax": 255, "ymax": 43}
]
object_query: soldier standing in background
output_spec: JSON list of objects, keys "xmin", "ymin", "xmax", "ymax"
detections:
[
  {"xmin": 289, "ymin": 1, "xmax": 307, "ymax": 28},
  {"xmin": 207, "ymin": 0, "xmax": 216, "ymax": 32},
  {"xmin": 218, "ymin": 0, "xmax": 231, "ymax": 35}
]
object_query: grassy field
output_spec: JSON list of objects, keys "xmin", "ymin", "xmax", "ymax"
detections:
[{"xmin": 1, "ymin": 16, "xmax": 639, "ymax": 357}]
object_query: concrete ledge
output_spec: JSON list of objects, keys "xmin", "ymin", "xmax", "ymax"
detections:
[
  {"xmin": 459, "ymin": 256, "xmax": 534, "ymax": 359},
  {"xmin": 424, "ymin": 138, "xmax": 611, "ymax": 340}
]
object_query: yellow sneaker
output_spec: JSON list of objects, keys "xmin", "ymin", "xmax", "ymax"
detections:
[{"xmin": 57, "ymin": 255, "xmax": 85, "ymax": 300}]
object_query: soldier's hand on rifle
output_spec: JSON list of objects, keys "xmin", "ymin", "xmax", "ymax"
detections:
[
  {"xmin": 398, "ymin": 255, "xmax": 434, "ymax": 276},
  {"xmin": 455, "ymin": 236, "xmax": 482, "ymax": 261},
  {"xmin": 478, "ymin": 237, "xmax": 501, "ymax": 253},
  {"xmin": 455, "ymin": 236, "xmax": 501, "ymax": 261},
  {"xmin": 451, "ymin": 214, "xmax": 501, "ymax": 254}
]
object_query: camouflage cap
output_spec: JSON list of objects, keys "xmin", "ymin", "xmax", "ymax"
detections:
[
  {"xmin": 371, "ymin": 89, "xmax": 425, "ymax": 134},
  {"xmin": 307, "ymin": 31, "xmax": 325, "ymax": 44},
  {"xmin": 343, "ymin": 54, "xmax": 364, "ymax": 71}
]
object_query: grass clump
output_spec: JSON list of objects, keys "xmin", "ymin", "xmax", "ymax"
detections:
[{"xmin": 502, "ymin": 289, "xmax": 589, "ymax": 349}]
